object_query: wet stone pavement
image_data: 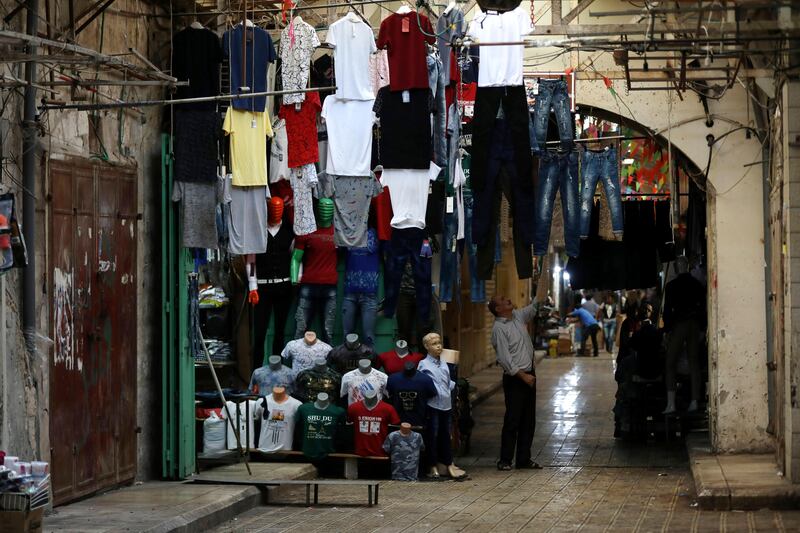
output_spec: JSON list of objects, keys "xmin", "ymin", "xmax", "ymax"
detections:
[{"xmin": 211, "ymin": 357, "xmax": 800, "ymax": 532}]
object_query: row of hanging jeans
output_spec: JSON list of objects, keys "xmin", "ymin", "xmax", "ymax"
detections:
[{"xmin": 529, "ymin": 77, "xmax": 624, "ymax": 257}]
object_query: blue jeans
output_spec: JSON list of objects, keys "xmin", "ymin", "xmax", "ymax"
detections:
[
  {"xmin": 342, "ymin": 292, "xmax": 377, "ymax": 347},
  {"xmin": 294, "ymin": 284, "xmax": 337, "ymax": 344},
  {"xmin": 580, "ymin": 147, "xmax": 623, "ymax": 238},
  {"xmin": 440, "ymin": 193, "xmax": 486, "ymax": 304},
  {"xmin": 534, "ymin": 151, "xmax": 580, "ymax": 257},
  {"xmin": 530, "ymin": 79, "xmax": 574, "ymax": 154},
  {"xmin": 602, "ymin": 319, "xmax": 616, "ymax": 352},
  {"xmin": 383, "ymin": 228, "xmax": 432, "ymax": 324}
]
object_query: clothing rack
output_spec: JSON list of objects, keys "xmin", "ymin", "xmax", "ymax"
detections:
[
  {"xmin": 543, "ymin": 135, "xmax": 653, "ymax": 145},
  {"xmin": 165, "ymin": 0, "xmax": 398, "ymax": 18}
]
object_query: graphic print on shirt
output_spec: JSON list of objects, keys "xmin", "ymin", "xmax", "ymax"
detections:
[
  {"xmin": 305, "ymin": 414, "xmax": 336, "ymax": 440},
  {"xmin": 398, "ymin": 391, "xmax": 418, "ymax": 412},
  {"xmin": 358, "ymin": 416, "xmax": 383, "ymax": 435}
]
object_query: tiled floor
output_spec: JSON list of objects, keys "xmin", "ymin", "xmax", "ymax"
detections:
[{"xmin": 211, "ymin": 357, "xmax": 800, "ymax": 532}]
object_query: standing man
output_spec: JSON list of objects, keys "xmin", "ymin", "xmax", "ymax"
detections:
[
  {"xmin": 489, "ymin": 295, "xmax": 543, "ymax": 471},
  {"xmin": 568, "ymin": 306, "xmax": 601, "ymax": 357}
]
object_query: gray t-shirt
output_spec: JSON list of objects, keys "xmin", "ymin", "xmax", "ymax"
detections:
[
  {"xmin": 382, "ymin": 430, "xmax": 425, "ymax": 481},
  {"xmin": 249, "ymin": 364, "xmax": 295, "ymax": 395},
  {"xmin": 223, "ymin": 174, "xmax": 269, "ymax": 255},
  {"xmin": 172, "ymin": 178, "xmax": 221, "ymax": 249}
]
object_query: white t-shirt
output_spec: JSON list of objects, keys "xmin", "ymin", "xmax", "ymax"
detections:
[
  {"xmin": 326, "ymin": 14, "xmax": 377, "ymax": 100},
  {"xmin": 269, "ymin": 119, "xmax": 290, "ymax": 184},
  {"xmin": 254, "ymin": 394, "xmax": 303, "ymax": 452},
  {"xmin": 467, "ymin": 7, "xmax": 533, "ymax": 87},
  {"xmin": 340, "ymin": 368, "xmax": 388, "ymax": 405},
  {"xmin": 221, "ymin": 400, "xmax": 260, "ymax": 450},
  {"xmin": 381, "ymin": 162, "xmax": 442, "ymax": 229},
  {"xmin": 321, "ymin": 96, "xmax": 375, "ymax": 176}
]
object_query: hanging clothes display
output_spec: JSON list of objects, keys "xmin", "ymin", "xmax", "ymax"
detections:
[
  {"xmin": 382, "ymin": 227, "xmax": 433, "ymax": 325},
  {"xmin": 268, "ymin": 119, "xmax": 291, "ymax": 184},
  {"xmin": 222, "ymin": 175, "xmax": 269, "ymax": 255},
  {"xmin": 280, "ymin": 16, "xmax": 321, "ymax": 105},
  {"xmin": 252, "ymin": 222, "xmax": 294, "ymax": 359},
  {"xmin": 369, "ymin": 50, "xmax": 391, "ymax": 94},
  {"xmin": 534, "ymin": 151, "xmax": 580, "ymax": 257},
  {"xmin": 320, "ymin": 96, "xmax": 375, "ymax": 176},
  {"xmin": 373, "ymin": 87, "xmax": 434, "ymax": 170},
  {"xmin": 579, "ymin": 146, "xmax": 623, "ymax": 238},
  {"xmin": 171, "ymin": 179, "xmax": 221, "ymax": 250},
  {"xmin": 222, "ymin": 107, "xmax": 273, "ymax": 186},
  {"xmin": 436, "ymin": 8, "xmax": 465, "ymax": 86},
  {"xmin": 223, "ymin": 23, "xmax": 277, "ymax": 112},
  {"xmin": 327, "ymin": 174, "xmax": 383, "ymax": 248},
  {"xmin": 530, "ymin": 78, "xmax": 574, "ymax": 154},
  {"xmin": 174, "ymin": 110, "xmax": 220, "ymax": 184},
  {"xmin": 382, "ymin": 163, "xmax": 441, "ymax": 230},
  {"xmin": 427, "ymin": 54, "xmax": 448, "ymax": 167},
  {"xmin": 172, "ymin": 25, "xmax": 222, "ymax": 106},
  {"xmin": 289, "ymin": 164, "xmax": 318, "ymax": 236},
  {"xmin": 280, "ymin": 92, "xmax": 321, "ymax": 168},
  {"xmin": 377, "ymin": 11, "xmax": 436, "ymax": 91},
  {"xmin": 326, "ymin": 13, "xmax": 377, "ymax": 101}
]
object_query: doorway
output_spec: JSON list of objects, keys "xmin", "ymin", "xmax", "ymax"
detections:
[{"xmin": 48, "ymin": 158, "xmax": 138, "ymax": 505}]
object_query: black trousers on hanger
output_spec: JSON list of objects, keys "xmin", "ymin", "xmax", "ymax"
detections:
[
  {"xmin": 252, "ymin": 281, "xmax": 292, "ymax": 369},
  {"xmin": 469, "ymin": 86, "xmax": 532, "ymax": 194}
]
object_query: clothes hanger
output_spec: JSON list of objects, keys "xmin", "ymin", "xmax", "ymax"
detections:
[
  {"xmin": 444, "ymin": 1, "xmax": 457, "ymax": 14},
  {"xmin": 396, "ymin": 3, "xmax": 412, "ymax": 14},
  {"xmin": 190, "ymin": 21, "xmax": 204, "ymax": 29}
]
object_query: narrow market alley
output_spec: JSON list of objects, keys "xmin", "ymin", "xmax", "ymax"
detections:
[{"xmin": 210, "ymin": 357, "xmax": 800, "ymax": 532}]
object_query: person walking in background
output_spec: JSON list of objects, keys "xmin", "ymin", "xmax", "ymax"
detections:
[
  {"xmin": 568, "ymin": 306, "xmax": 600, "ymax": 357},
  {"xmin": 599, "ymin": 293, "xmax": 618, "ymax": 353},
  {"xmin": 489, "ymin": 294, "xmax": 544, "ymax": 471}
]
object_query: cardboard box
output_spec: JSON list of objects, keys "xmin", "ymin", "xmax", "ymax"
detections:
[
  {"xmin": 0, "ymin": 507, "xmax": 44, "ymax": 533},
  {"xmin": 557, "ymin": 338, "xmax": 572, "ymax": 355}
]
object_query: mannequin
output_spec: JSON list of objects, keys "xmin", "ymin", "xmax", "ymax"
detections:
[
  {"xmin": 256, "ymin": 384, "xmax": 302, "ymax": 453},
  {"xmin": 272, "ymin": 385, "xmax": 288, "ymax": 402},
  {"xmin": 340, "ymin": 357, "xmax": 388, "ymax": 405},
  {"xmin": 315, "ymin": 392, "xmax": 330, "ymax": 410},
  {"xmin": 386, "ymin": 359, "xmax": 436, "ymax": 427},
  {"xmin": 662, "ymin": 256, "xmax": 705, "ymax": 414},
  {"xmin": 281, "ymin": 330, "xmax": 333, "ymax": 376},
  {"xmin": 250, "ymin": 197, "xmax": 294, "ymax": 370},
  {"xmin": 294, "ymin": 357, "xmax": 342, "ymax": 403},
  {"xmin": 249, "ymin": 355, "xmax": 295, "ymax": 395},
  {"xmin": 418, "ymin": 332, "xmax": 466, "ymax": 479},
  {"xmin": 377, "ymin": 339, "xmax": 424, "ymax": 375},
  {"xmin": 396, "ymin": 340, "xmax": 409, "ymax": 358},
  {"xmin": 328, "ymin": 333, "xmax": 377, "ymax": 374},
  {"xmin": 305, "ymin": 331, "xmax": 317, "ymax": 345},
  {"xmin": 399, "ymin": 422, "xmax": 412, "ymax": 436},
  {"xmin": 348, "ymin": 388, "xmax": 400, "ymax": 457},
  {"xmin": 297, "ymin": 391, "xmax": 345, "ymax": 460},
  {"xmin": 363, "ymin": 389, "xmax": 379, "ymax": 409},
  {"xmin": 292, "ymin": 198, "xmax": 337, "ymax": 344}
]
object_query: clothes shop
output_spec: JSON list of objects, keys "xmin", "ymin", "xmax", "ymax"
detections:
[{"xmin": 160, "ymin": 0, "xmax": 709, "ymax": 482}]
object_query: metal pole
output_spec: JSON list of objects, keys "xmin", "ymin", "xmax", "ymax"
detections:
[{"xmin": 22, "ymin": 0, "xmax": 38, "ymax": 354}]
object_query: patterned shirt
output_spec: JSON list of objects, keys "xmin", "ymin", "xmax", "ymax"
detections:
[
  {"xmin": 340, "ymin": 368, "xmax": 388, "ymax": 405},
  {"xmin": 280, "ymin": 18, "xmax": 321, "ymax": 105},
  {"xmin": 281, "ymin": 338, "xmax": 333, "ymax": 375},
  {"xmin": 249, "ymin": 364, "xmax": 295, "ymax": 395},
  {"xmin": 294, "ymin": 365, "xmax": 342, "ymax": 403},
  {"xmin": 382, "ymin": 430, "xmax": 425, "ymax": 480}
]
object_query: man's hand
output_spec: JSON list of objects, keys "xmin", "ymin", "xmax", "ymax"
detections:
[{"xmin": 516, "ymin": 371, "xmax": 536, "ymax": 388}]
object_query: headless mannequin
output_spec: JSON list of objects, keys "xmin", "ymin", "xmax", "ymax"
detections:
[
  {"xmin": 315, "ymin": 392, "xmax": 330, "ymax": 410},
  {"xmin": 403, "ymin": 360, "xmax": 416, "ymax": 377},
  {"xmin": 358, "ymin": 358, "xmax": 372, "ymax": 375},
  {"xmin": 305, "ymin": 331, "xmax": 318, "ymax": 345},
  {"xmin": 313, "ymin": 358, "xmax": 327, "ymax": 372},
  {"xmin": 346, "ymin": 333, "xmax": 362, "ymax": 351},
  {"xmin": 268, "ymin": 355, "xmax": 282, "ymax": 371},
  {"xmin": 399, "ymin": 422, "xmax": 412, "ymax": 436},
  {"xmin": 363, "ymin": 389, "xmax": 379, "ymax": 410},
  {"xmin": 396, "ymin": 340, "xmax": 409, "ymax": 358},
  {"xmin": 272, "ymin": 385, "xmax": 288, "ymax": 402}
]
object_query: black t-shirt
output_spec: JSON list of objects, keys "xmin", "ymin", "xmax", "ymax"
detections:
[
  {"xmin": 386, "ymin": 371, "xmax": 437, "ymax": 427},
  {"xmin": 327, "ymin": 343, "xmax": 377, "ymax": 375},
  {"xmin": 255, "ymin": 223, "xmax": 294, "ymax": 281},
  {"xmin": 294, "ymin": 366, "xmax": 341, "ymax": 403},
  {"xmin": 373, "ymin": 86, "xmax": 434, "ymax": 169},
  {"xmin": 172, "ymin": 27, "xmax": 222, "ymax": 109}
]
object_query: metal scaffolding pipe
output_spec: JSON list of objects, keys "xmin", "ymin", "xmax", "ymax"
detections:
[{"xmin": 22, "ymin": 0, "xmax": 38, "ymax": 353}]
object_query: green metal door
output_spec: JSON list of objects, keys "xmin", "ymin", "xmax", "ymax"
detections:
[{"xmin": 161, "ymin": 134, "xmax": 196, "ymax": 479}]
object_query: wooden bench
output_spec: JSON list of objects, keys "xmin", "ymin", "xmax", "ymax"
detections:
[
  {"xmin": 193, "ymin": 477, "xmax": 381, "ymax": 506},
  {"xmin": 250, "ymin": 450, "xmax": 388, "ymax": 480}
]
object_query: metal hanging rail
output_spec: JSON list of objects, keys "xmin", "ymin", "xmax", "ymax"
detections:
[
  {"xmin": 39, "ymin": 85, "xmax": 336, "ymax": 112},
  {"xmin": 162, "ymin": 0, "xmax": 397, "ymax": 18}
]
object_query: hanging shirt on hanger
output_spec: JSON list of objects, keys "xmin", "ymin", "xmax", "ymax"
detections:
[
  {"xmin": 280, "ymin": 17, "xmax": 321, "ymax": 105},
  {"xmin": 467, "ymin": 7, "xmax": 533, "ymax": 87},
  {"xmin": 223, "ymin": 24, "xmax": 277, "ymax": 112},
  {"xmin": 326, "ymin": 13, "xmax": 377, "ymax": 100},
  {"xmin": 172, "ymin": 26, "xmax": 222, "ymax": 107},
  {"xmin": 377, "ymin": 11, "xmax": 436, "ymax": 91},
  {"xmin": 269, "ymin": 119, "xmax": 291, "ymax": 183},
  {"xmin": 320, "ymin": 96, "xmax": 375, "ymax": 176},
  {"xmin": 223, "ymin": 108, "xmax": 274, "ymax": 186},
  {"xmin": 435, "ymin": 9, "xmax": 465, "ymax": 87},
  {"xmin": 279, "ymin": 92, "xmax": 321, "ymax": 168},
  {"xmin": 373, "ymin": 86, "xmax": 434, "ymax": 170}
]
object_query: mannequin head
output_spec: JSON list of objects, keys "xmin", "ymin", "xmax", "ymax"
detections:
[
  {"xmin": 402, "ymin": 361, "xmax": 416, "ymax": 377},
  {"xmin": 268, "ymin": 355, "xmax": 282, "ymax": 371},
  {"xmin": 315, "ymin": 392, "xmax": 330, "ymax": 409},
  {"xmin": 395, "ymin": 340, "xmax": 409, "ymax": 356},
  {"xmin": 345, "ymin": 333, "xmax": 360, "ymax": 349},
  {"xmin": 422, "ymin": 333, "xmax": 443, "ymax": 359},
  {"xmin": 363, "ymin": 389, "xmax": 378, "ymax": 409},
  {"xmin": 400, "ymin": 422, "xmax": 412, "ymax": 435},
  {"xmin": 358, "ymin": 358, "xmax": 372, "ymax": 374},
  {"xmin": 272, "ymin": 385, "xmax": 287, "ymax": 401},
  {"xmin": 316, "ymin": 198, "xmax": 334, "ymax": 228},
  {"xmin": 304, "ymin": 331, "xmax": 317, "ymax": 345},
  {"xmin": 313, "ymin": 357, "xmax": 327, "ymax": 371},
  {"xmin": 268, "ymin": 197, "xmax": 284, "ymax": 226}
]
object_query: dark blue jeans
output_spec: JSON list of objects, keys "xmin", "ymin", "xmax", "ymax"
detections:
[
  {"xmin": 580, "ymin": 147, "xmax": 623, "ymax": 238},
  {"xmin": 534, "ymin": 151, "xmax": 580, "ymax": 257},
  {"xmin": 383, "ymin": 228, "xmax": 432, "ymax": 324},
  {"xmin": 440, "ymin": 193, "xmax": 486, "ymax": 304},
  {"xmin": 294, "ymin": 284, "xmax": 337, "ymax": 344},
  {"xmin": 426, "ymin": 407, "xmax": 453, "ymax": 467},
  {"xmin": 342, "ymin": 292, "xmax": 377, "ymax": 347},
  {"xmin": 530, "ymin": 79, "xmax": 574, "ymax": 154}
]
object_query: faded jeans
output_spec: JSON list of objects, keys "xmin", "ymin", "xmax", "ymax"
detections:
[
  {"xmin": 440, "ymin": 193, "xmax": 486, "ymax": 304},
  {"xmin": 530, "ymin": 79, "xmax": 573, "ymax": 154},
  {"xmin": 294, "ymin": 284, "xmax": 337, "ymax": 344},
  {"xmin": 342, "ymin": 292, "xmax": 377, "ymax": 348},
  {"xmin": 580, "ymin": 147, "xmax": 623, "ymax": 238},
  {"xmin": 534, "ymin": 151, "xmax": 580, "ymax": 257},
  {"xmin": 602, "ymin": 319, "xmax": 616, "ymax": 353}
]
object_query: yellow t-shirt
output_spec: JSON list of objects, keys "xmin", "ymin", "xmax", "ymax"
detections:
[{"xmin": 222, "ymin": 108, "xmax": 274, "ymax": 186}]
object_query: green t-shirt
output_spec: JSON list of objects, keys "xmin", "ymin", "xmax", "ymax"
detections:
[{"xmin": 297, "ymin": 403, "xmax": 345, "ymax": 460}]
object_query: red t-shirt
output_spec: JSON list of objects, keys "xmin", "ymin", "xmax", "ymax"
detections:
[
  {"xmin": 294, "ymin": 225, "xmax": 337, "ymax": 285},
  {"xmin": 377, "ymin": 12, "xmax": 435, "ymax": 91},
  {"xmin": 377, "ymin": 350, "xmax": 425, "ymax": 375},
  {"xmin": 370, "ymin": 179, "xmax": 393, "ymax": 241},
  {"xmin": 347, "ymin": 400, "xmax": 400, "ymax": 457},
  {"xmin": 279, "ymin": 92, "xmax": 321, "ymax": 168}
]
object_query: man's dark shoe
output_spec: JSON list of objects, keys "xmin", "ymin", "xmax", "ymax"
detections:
[
  {"xmin": 497, "ymin": 462, "xmax": 512, "ymax": 471},
  {"xmin": 517, "ymin": 460, "xmax": 543, "ymax": 469}
]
